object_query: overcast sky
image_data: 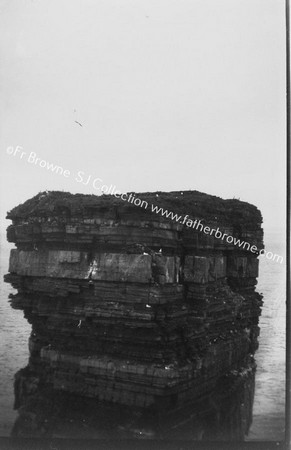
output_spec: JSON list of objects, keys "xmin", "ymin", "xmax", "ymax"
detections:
[{"xmin": 0, "ymin": 0, "xmax": 286, "ymax": 235}]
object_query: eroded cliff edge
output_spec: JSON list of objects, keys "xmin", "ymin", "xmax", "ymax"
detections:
[{"xmin": 4, "ymin": 190, "xmax": 264, "ymax": 439}]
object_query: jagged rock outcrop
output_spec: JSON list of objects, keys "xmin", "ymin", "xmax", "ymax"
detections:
[{"xmin": 4, "ymin": 190, "xmax": 264, "ymax": 439}]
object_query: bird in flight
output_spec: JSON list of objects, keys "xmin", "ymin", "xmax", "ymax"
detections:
[{"xmin": 74, "ymin": 120, "xmax": 83, "ymax": 127}]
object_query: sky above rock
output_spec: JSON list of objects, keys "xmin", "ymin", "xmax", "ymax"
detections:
[{"xmin": 0, "ymin": 0, "xmax": 286, "ymax": 233}]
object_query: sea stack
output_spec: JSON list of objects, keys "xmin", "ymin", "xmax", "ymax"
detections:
[{"xmin": 4, "ymin": 190, "xmax": 264, "ymax": 440}]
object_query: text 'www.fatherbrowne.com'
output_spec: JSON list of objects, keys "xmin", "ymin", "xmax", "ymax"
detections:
[{"xmin": 149, "ymin": 204, "xmax": 283, "ymax": 264}]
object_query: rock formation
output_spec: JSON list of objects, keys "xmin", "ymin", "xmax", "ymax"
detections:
[{"xmin": 4, "ymin": 190, "xmax": 264, "ymax": 440}]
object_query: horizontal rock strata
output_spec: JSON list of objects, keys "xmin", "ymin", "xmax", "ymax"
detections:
[{"xmin": 5, "ymin": 190, "xmax": 263, "ymax": 439}]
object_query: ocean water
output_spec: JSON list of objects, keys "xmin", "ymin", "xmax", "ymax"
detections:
[
  {"xmin": 0, "ymin": 235, "xmax": 31, "ymax": 437},
  {"xmin": 0, "ymin": 229, "xmax": 286, "ymax": 440},
  {"xmin": 247, "ymin": 231, "xmax": 286, "ymax": 441}
]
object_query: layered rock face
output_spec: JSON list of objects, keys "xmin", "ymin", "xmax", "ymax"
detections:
[{"xmin": 5, "ymin": 190, "xmax": 264, "ymax": 439}]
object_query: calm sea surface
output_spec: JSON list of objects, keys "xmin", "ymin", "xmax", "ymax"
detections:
[
  {"xmin": 0, "ymin": 229, "xmax": 286, "ymax": 440},
  {"xmin": 247, "ymin": 230, "xmax": 286, "ymax": 441}
]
